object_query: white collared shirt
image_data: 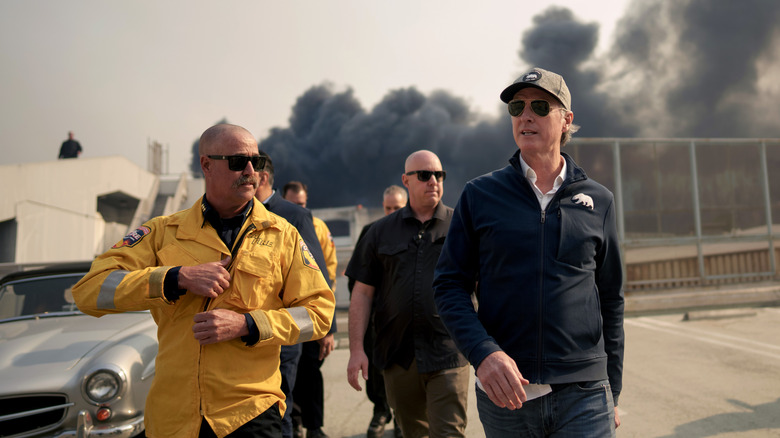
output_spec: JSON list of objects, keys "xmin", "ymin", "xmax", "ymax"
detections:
[{"xmin": 519, "ymin": 154, "xmax": 567, "ymax": 211}]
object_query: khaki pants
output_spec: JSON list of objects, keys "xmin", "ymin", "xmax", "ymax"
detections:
[{"xmin": 383, "ymin": 359, "xmax": 470, "ymax": 438}]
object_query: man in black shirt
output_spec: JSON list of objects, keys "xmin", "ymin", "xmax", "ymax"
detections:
[
  {"xmin": 58, "ymin": 131, "xmax": 82, "ymax": 159},
  {"xmin": 348, "ymin": 184, "xmax": 407, "ymax": 438},
  {"xmin": 346, "ymin": 150, "xmax": 469, "ymax": 438}
]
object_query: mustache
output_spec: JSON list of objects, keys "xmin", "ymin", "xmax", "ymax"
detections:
[{"xmin": 232, "ymin": 175, "xmax": 259, "ymax": 189}]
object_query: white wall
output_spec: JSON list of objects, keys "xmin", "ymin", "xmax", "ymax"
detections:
[{"xmin": 0, "ymin": 156, "xmax": 158, "ymax": 263}]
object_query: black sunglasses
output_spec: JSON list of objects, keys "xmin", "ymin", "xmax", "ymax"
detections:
[
  {"xmin": 405, "ymin": 170, "xmax": 446, "ymax": 182},
  {"xmin": 207, "ymin": 155, "xmax": 266, "ymax": 171},
  {"xmin": 507, "ymin": 100, "xmax": 560, "ymax": 117}
]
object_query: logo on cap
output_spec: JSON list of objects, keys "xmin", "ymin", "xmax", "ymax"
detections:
[{"xmin": 522, "ymin": 71, "xmax": 542, "ymax": 83}]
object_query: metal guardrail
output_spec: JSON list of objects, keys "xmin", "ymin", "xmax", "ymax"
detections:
[{"xmin": 568, "ymin": 138, "xmax": 780, "ymax": 289}]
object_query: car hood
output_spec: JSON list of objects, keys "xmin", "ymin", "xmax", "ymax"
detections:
[{"xmin": 0, "ymin": 312, "xmax": 156, "ymax": 392}]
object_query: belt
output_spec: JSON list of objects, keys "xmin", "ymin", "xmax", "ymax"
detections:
[{"xmin": 550, "ymin": 381, "xmax": 588, "ymax": 392}]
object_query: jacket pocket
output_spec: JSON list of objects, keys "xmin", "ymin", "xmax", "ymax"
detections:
[
  {"xmin": 224, "ymin": 252, "xmax": 278, "ymax": 310},
  {"xmin": 557, "ymin": 204, "xmax": 599, "ymax": 269}
]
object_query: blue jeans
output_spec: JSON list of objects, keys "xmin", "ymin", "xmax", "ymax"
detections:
[{"xmin": 476, "ymin": 380, "xmax": 615, "ymax": 437}]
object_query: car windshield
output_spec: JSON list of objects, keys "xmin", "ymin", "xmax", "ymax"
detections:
[{"xmin": 0, "ymin": 273, "xmax": 84, "ymax": 320}]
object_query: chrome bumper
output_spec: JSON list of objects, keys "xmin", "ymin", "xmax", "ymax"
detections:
[{"xmin": 55, "ymin": 410, "xmax": 145, "ymax": 438}]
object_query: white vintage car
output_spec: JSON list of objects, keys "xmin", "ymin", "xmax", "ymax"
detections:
[{"xmin": 0, "ymin": 263, "xmax": 157, "ymax": 438}]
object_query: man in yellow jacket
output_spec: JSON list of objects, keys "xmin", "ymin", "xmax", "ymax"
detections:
[{"xmin": 73, "ymin": 124, "xmax": 335, "ymax": 438}]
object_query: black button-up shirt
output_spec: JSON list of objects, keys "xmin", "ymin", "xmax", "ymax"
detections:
[{"xmin": 346, "ymin": 202, "xmax": 467, "ymax": 373}]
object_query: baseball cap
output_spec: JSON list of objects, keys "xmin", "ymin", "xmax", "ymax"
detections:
[{"xmin": 499, "ymin": 67, "xmax": 571, "ymax": 110}]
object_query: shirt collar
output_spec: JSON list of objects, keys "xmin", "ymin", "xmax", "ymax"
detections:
[
  {"xmin": 400, "ymin": 201, "xmax": 447, "ymax": 222},
  {"xmin": 519, "ymin": 154, "xmax": 567, "ymax": 192},
  {"xmin": 200, "ymin": 195, "xmax": 253, "ymax": 229}
]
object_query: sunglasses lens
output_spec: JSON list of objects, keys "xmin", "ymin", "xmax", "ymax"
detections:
[
  {"xmin": 508, "ymin": 100, "xmax": 553, "ymax": 117},
  {"xmin": 225, "ymin": 156, "xmax": 264, "ymax": 171},
  {"xmin": 508, "ymin": 101, "xmax": 525, "ymax": 117},
  {"xmin": 414, "ymin": 170, "xmax": 445, "ymax": 181},
  {"xmin": 227, "ymin": 156, "xmax": 249, "ymax": 171},
  {"xmin": 530, "ymin": 100, "xmax": 551, "ymax": 117}
]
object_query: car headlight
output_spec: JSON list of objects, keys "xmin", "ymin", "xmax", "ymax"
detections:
[{"xmin": 84, "ymin": 370, "xmax": 123, "ymax": 403}]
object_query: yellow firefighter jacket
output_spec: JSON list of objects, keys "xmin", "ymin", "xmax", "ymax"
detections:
[
  {"xmin": 72, "ymin": 198, "xmax": 335, "ymax": 438},
  {"xmin": 312, "ymin": 216, "xmax": 337, "ymax": 287}
]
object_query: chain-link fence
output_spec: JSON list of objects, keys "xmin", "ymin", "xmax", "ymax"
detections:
[{"xmin": 567, "ymin": 138, "xmax": 780, "ymax": 290}]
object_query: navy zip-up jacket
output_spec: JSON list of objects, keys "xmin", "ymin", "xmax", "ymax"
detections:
[{"xmin": 433, "ymin": 150, "xmax": 624, "ymax": 404}]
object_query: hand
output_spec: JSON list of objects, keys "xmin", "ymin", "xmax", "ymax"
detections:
[
  {"xmin": 476, "ymin": 351, "xmax": 529, "ymax": 410},
  {"xmin": 178, "ymin": 257, "xmax": 231, "ymax": 298},
  {"xmin": 317, "ymin": 333, "xmax": 335, "ymax": 360},
  {"xmin": 615, "ymin": 407, "xmax": 621, "ymax": 429},
  {"xmin": 346, "ymin": 349, "xmax": 369, "ymax": 391},
  {"xmin": 192, "ymin": 308, "xmax": 248, "ymax": 345}
]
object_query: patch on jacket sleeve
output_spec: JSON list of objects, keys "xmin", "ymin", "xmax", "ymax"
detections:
[
  {"xmin": 299, "ymin": 238, "xmax": 320, "ymax": 270},
  {"xmin": 572, "ymin": 193, "xmax": 594, "ymax": 210},
  {"xmin": 112, "ymin": 226, "xmax": 151, "ymax": 248}
]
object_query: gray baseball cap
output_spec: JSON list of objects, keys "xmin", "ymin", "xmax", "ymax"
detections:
[{"xmin": 499, "ymin": 67, "xmax": 571, "ymax": 110}]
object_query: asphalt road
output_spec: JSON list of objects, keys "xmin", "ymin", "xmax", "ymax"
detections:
[{"xmin": 320, "ymin": 306, "xmax": 780, "ymax": 437}]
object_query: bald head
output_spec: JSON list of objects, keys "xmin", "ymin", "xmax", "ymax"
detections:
[
  {"xmin": 199, "ymin": 124, "xmax": 255, "ymax": 156},
  {"xmin": 404, "ymin": 149, "xmax": 441, "ymax": 173},
  {"xmin": 404, "ymin": 150, "xmax": 441, "ymax": 173}
]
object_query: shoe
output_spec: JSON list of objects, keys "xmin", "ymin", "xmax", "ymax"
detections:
[
  {"xmin": 292, "ymin": 421, "xmax": 303, "ymax": 438},
  {"xmin": 393, "ymin": 417, "xmax": 403, "ymax": 438},
  {"xmin": 367, "ymin": 412, "xmax": 391, "ymax": 438},
  {"xmin": 306, "ymin": 428, "xmax": 329, "ymax": 438}
]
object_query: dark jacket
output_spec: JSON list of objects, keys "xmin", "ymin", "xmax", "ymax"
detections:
[
  {"xmin": 264, "ymin": 191, "xmax": 336, "ymax": 333},
  {"xmin": 433, "ymin": 151, "xmax": 624, "ymax": 404}
]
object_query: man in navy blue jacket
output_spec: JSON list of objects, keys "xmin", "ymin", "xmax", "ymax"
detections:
[
  {"xmin": 433, "ymin": 67, "xmax": 624, "ymax": 437},
  {"xmin": 255, "ymin": 151, "xmax": 335, "ymax": 438}
]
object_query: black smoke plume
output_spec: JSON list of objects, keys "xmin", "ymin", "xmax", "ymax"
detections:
[
  {"xmin": 259, "ymin": 85, "xmax": 512, "ymax": 207},
  {"xmin": 252, "ymin": 0, "xmax": 780, "ymax": 208},
  {"xmin": 609, "ymin": 0, "xmax": 780, "ymax": 137}
]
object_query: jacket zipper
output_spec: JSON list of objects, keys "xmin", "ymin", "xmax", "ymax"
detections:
[
  {"xmin": 537, "ymin": 206, "xmax": 546, "ymax": 383},
  {"xmin": 201, "ymin": 223, "xmax": 257, "ymax": 312},
  {"xmin": 535, "ymin": 180, "xmax": 575, "ymax": 383},
  {"xmin": 198, "ymin": 222, "xmax": 257, "ymax": 416}
]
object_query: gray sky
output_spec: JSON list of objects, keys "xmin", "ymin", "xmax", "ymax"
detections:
[{"xmin": 0, "ymin": 0, "xmax": 625, "ymax": 174}]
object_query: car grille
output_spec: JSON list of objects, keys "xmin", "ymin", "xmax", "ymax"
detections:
[{"xmin": 0, "ymin": 394, "xmax": 72, "ymax": 437}]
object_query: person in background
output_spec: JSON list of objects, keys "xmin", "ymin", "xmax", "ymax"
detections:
[
  {"xmin": 347, "ymin": 184, "xmax": 407, "ymax": 438},
  {"xmin": 347, "ymin": 150, "xmax": 469, "ymax": 438},
  {"xmin": 58, "ymin": 131, "xmax": 82, "ymax": 159},
  {"xmin": 254, "ymin": 153, "xmax": 334, "ymax": 438},
  {"xmin": 380, "ymin": 184, "xmax": 407, "ymax": 217},
  {"xmin": 72, "ymin": 123, "xmax": 335, "ymax": 438},
  {"xmin": 281, "ymin": 180, "xmax": 336, "ymax": 438},
  {"xmin": 433, "ymin": 67, "xmax": 624, "ymax": 437},
  {"xmin": 282, "ymin": 181, "xmax": 337, "ymax": 289}
]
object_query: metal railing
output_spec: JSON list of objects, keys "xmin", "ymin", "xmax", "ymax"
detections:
[{"xmin": 567, "ymin": 138, "xmax": 780, "ymax": 290}]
